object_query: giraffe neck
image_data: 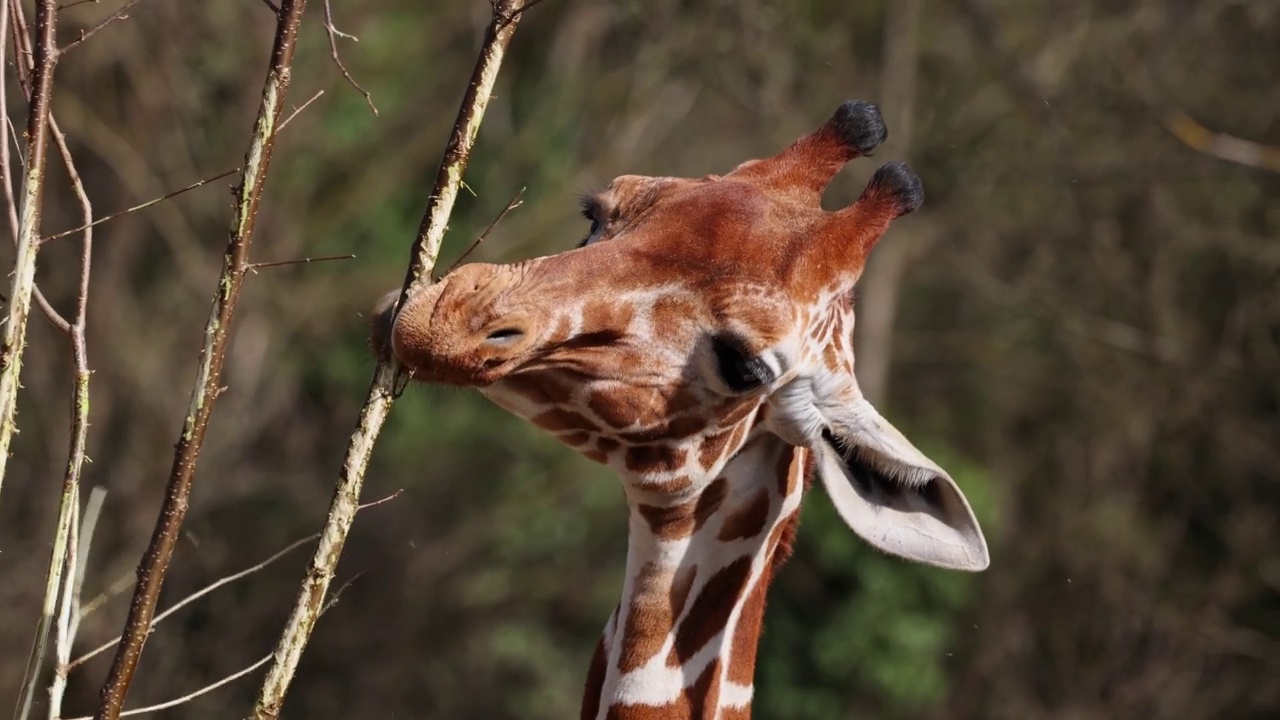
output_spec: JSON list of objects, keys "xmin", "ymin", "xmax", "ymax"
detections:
[{"xmin": 581, "ymin": 436, "xmax": 809, "ymax": 720}]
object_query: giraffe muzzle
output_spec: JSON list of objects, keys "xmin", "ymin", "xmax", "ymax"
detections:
[{"xmin": 378, "ymin": 264, "xmax": 541, "ymax": 387}]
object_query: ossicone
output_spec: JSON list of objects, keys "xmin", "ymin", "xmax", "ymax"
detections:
[
  {"xmin": 857, "ymin": 161, "xmax": 924, "ymax": 220},
  {"xmin": 827, "ymin": 100, "xmax": 888, "ymax": 158},
  {"xmin": 726, "ymin": 99, "xmax": 889, "ymax": 199}
]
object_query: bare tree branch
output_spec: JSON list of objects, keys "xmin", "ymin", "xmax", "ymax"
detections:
[
  {"xmin": 59, "ymin": 0, "xmax": 145, "ymax": 53},
  {"xmin": 92, "ymin": 3, "xmax": 309, "ymax": 718},
  {"xmin": 0, "ymin": 0, "xmax": 60, "ymax": 531},
  {"xmin": 0, "ymin": 0, "xmax": 72, "ymax": 336},
  {"xmin": 278, "ymin": 88, "xmax": 323, "ymax": 131},
  {"xmin": 41, "ymin": 168, "xmax": 238, "ymax": 242},
  {"xmin": 72, "ymin": 655, "xmax": 273, "ymax": 720},
  {"xmin": 40, "ymin": 110, "xmax": 95, "ymax": 720},
  {"xmin": 71, "ymin": 534, "xmax": 318, "ymax": 669},
  {"xmin": 444, "ymin": 186, "xmax": 523, "ymax": 274},
  {"xmin": 71, "ymin": 490, "xmax": 396, "ymax": 670},
  {"xmin": 322, "ymin": 0, "xmax": 375, "ymax": 115},
  {"xmin": 78, "ymin": 572, "xmax": 133, "ymax": 621},
  {"xmin": 246, "ymin": 253, "xmax": 354, "ymax": 272},
  {"xmin": 43, "ymin": 488, "xmax": 78, "ymax": 720},
  {"xmin": 247, "ymin": 2, "xmax": 529, "ymax": 718}
]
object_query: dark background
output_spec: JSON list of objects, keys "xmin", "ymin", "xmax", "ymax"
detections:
[{"xmin": 1, "ymin": 1, "xmax": 1277, "ymax": 718}]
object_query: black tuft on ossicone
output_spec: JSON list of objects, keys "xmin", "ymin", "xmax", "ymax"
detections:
[
  {"xmin": 829, "ymin": 101, "xmax": 888, "ymax": 156},
  {"xmin": 866, "ymin": 161, "xmax": 924, "ymax": 216}
]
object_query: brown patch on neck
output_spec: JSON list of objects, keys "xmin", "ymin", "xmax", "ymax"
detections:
[
  {"xmin": 772, "ymin": 449, "xmax": 814, "ymax": 569},
  {"xmin": 698, "ymin": 428, "xmax": 737, "ymax": 469},
  {"xmin": 670, "ymin": 564, "xmax": 698, "ymax": 620},
  {"xmin": 634, "ymin": 475, "xmax": 729, "ymax": 540},
  {"xmin": 726, "ymin": 561, "xmax": 772, "ymax": 686},
  {"xmin": 618, "ymin": 562, "xmax": 684, "ymax": 672},
  {"xmin": 669, "ymin": 556, "xmax": 753, "ymax": 665},
  {"xmin": 717, "ymin": 488, "xmax": 771, "ymax": 541},
  {"xmin": 694, "ymin": 477, "xmax": 728, "ymax": 530},
  {"xmin": 635, "ymin": 502, "xmax": 694, "ymax": 541}
]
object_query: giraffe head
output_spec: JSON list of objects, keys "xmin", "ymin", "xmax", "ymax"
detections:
[{"xmin": 376, "ymin": 100, "xmax": 987, "ymax": 573}]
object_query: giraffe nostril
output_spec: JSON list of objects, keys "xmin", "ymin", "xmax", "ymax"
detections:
[{"xmin": 484, "ymin": 327, "xmax": 525, "ymax": 346}]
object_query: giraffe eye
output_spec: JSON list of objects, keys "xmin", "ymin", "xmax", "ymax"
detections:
[
  {"xmin": 576, "ymin": 195, "xmax": 606, "ymax": 248},
  {"xmin": 712, "ymin": 335, "xmax": 775, "ymax": 392}
]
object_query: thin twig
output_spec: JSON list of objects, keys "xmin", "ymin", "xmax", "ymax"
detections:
[
  {"xmin": 58, "ymin": 0, "xmax": 144, "ymax": 53},
  {"xmin": 443, "ymin": 186, "xmax": 523, "ymax": 275},
  {"xmin": 93, "ymin": 3, "xmax": 309, "ymax": 718},
  {"xmin": 259, "ymin": 0, "xmax": 280, "ymax": 14},
  {"xmin": 1, "ymin": 0, "xmax": 17, "ymax": 243},
  {"xmin": 69, "ymin": 510, "xmax": 380, "ymax": 720},
  {"xmin": 43, "ymin": 111, "xmax": 95, "ymax": 720},
  {"xmin": 246, "ymin": 253, "xmax": 354, "ymax": 273},
  {"xmin": 58, "ymin": 0, "xmax": 103, "ymax": 10},
  {"xmin": 0, "ymin": 0, "xmax": 60, "ymax": 538},
  {"xmin": 70, "ymin": 488, "xmax": 394, "ymax": 670},
  {"xmin": 357, "ymin": 488, "xmax": 402, "ymax": 510},
  {"xmin": 5, "ymin": 114, "xmax": 25, "ymax": 166},
  {"xmin": 322, "ymin": 0, "xmax": 376, "ymax": 115},
  {"xmin": 48, "ymin": 113, "xmax": 94, "ymax": 330},
  {"xmin": 319, "ymin": 571, "xmax": 362, "ymax": 614},
  {"xmin": 8, "ymin": 0, "xmax": 33, "ymax": 89},
  {"xmin": 278, "ymin": 89, "xmax": 323, "ymax": 131},
  {"xmin": 69, "ymin": 487, "xmax": 399, "ymax": 670},
  {"xmin": 70, "ymin": 655, "xmax": 273, "ymax": 720},
  {"xmin": 14, "ymin": 483, "xmax": 74, "ymax": 720},
  {"xmin": 71, "ymin": 534, "xmax": 320, "ymax": 670},
  {"xmin": 248, "ymin": 3, "xmax": 528, "ymax": 718},
  {"xmin": 47, "ymin": 490, "xmax": 80, "ymax": 720},
  {"xmin": 41, "ymin": 168, "xmax": 238, "ymax": 243},
  {"xmin": 78, "ymin": 572, "xmax": 133, "ymax": 620}
]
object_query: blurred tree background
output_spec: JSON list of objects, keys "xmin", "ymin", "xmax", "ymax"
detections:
[{"xmin": 1, "ymin": 0, "xmax": 1277, "ymax": 718}]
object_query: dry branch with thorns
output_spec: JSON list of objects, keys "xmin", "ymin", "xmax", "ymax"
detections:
[
  {"xmin": 247, "ymin": 1, "xmax": 529, "ymax": 717},
  {"xmin": 92, "ymin": 2, "xmax": 310, "ymax": 718}
]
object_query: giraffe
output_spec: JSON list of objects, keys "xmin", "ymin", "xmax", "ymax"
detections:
[{"xmin": 373, "ymin": 99, "xmax": 989, "ymax": 719}]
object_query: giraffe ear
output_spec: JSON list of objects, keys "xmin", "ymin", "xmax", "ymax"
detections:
[{"xmin": 816, "ymin": 400, "xmax": 989, "ymax": 571}]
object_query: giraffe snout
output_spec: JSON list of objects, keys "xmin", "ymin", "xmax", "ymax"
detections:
[{"xmin": 382, "ymin": 264, "xmax": 537, "ymax": 387}]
